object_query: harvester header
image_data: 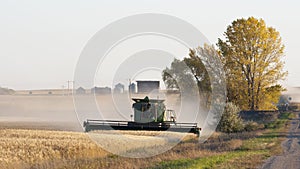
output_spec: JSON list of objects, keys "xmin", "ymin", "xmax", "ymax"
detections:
[{"xmin": 83, "ymin": 96, "xmax": 201, "ymax": 135}]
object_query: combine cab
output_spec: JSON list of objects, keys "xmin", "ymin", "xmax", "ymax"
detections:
[{"xmin": 83, "ymin": 96, "xmax": 201, "ymax": 135}]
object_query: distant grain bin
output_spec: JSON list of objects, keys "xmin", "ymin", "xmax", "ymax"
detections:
[
  {"xmin": 136, "ymin": 80, "xmax": 160, "ymax": 93},
  {"xmin": 129, "ymin": 83, "xmax": 136, "ymax": 93}
]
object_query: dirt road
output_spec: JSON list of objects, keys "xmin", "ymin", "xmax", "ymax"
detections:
[{"xmin": 261, "ymin": 112, "xmax": 300, "ymax": 169}]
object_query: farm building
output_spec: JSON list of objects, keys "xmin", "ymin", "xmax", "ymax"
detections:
[
  {"xmin": 76, "ymin": 87, "xmax": 86, "ymax": 95},
  {"xmin": 136, "ymin": 80, "xmax": 160, "ymax": 93},
  {"xmin": 0, "ymin": 87, "xmax": 14, "ymax": 95},
  {"xmin": 114, "ymin": 83, "xmax": 124, "ymax": 93},
  {"xmin": 91, "ymin": 87, "xmax": 111, "ymax": 95}
]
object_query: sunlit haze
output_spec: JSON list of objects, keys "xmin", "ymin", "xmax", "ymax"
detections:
[{"xmin": 0, "ymin": 0, "xmax": 299, "ymax": 90}]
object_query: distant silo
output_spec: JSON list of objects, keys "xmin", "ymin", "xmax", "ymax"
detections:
[
  {"xmin": 114, "ymin": 83, "xmax": 125, "ymax": 93},
  {"xmin": 129, "ymin": 83, "xmax": 136, "ymax": 93}
]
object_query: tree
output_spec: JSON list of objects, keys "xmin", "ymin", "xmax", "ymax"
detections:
[
  {"xmin": 162, "ymin": 58, "xmax": 198, "ymax": 94},
  {"xmin": 218, "ymin": 17, "xmax": 287, "ymax": 110},
  {"xmin": 217, "ymin": 102, "xmax": 244, "ymax": 133},
  {"xmin": 162, "ymin": 46, "xmax": 213, "ymax": 109},
  {"xmin": 184, "ymin": 48, "xmax": 211, "ymax": 94}
]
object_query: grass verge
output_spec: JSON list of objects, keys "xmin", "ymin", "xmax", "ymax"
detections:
[{"xmin": 152, "ymin": 112, "xmax": 294, "ymax": 169}]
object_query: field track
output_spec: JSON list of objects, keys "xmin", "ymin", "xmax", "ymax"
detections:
[{"xmin": 261, "ymin": 112, "xmax": 300, "ymax": 169}]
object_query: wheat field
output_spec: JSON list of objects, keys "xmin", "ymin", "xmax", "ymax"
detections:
[
  {"xmin": 0, "ymin": 129, "xmax": 108, "ymax": 168},
  {"xmin": 0, "ymin": 95, "xmax": 201, "ymax": 168}
]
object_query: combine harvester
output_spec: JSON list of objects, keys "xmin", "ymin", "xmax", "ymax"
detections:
[{"xmin": 83, "ymin": 96, "xmax": 201, "ymax": 135}]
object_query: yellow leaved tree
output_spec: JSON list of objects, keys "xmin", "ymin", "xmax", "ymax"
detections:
[{"xmin": 218, "ymin": 17, "xmax": 287, "ymax": 110}]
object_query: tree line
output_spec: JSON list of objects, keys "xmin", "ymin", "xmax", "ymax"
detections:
[{"xmin": 162, "ymin": 17, "xmax": 286, "ymax": 111}]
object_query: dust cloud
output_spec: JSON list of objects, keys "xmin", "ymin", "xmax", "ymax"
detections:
[
  {"xmin": 0, "ymin": 93, "xmax": 208, "ymax": 132},
  {"xmin": 0, "ymin": 95, "xmax": 81, "ymax": 131}
]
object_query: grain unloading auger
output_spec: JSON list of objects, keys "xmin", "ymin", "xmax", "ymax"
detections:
[{"xmin": 83, "ymin": 96, "xmax": 201, "ymax": 135}]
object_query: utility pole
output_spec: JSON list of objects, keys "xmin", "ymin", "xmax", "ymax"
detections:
[
  {"xmin": 67, "ymin": 80, "xmax": 74, "ymax": 96},
  {"xmin": 129, "ymin": 78, "xmax": 131, "ymax": 92},
  {"xmin": 62, "ymin": 85, "xmax": 65, "ymax": 96}
]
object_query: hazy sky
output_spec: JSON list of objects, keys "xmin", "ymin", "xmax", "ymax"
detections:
[{"xmin": 0, "ymin": 0, "xmax": 299, "ymax": 90}]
